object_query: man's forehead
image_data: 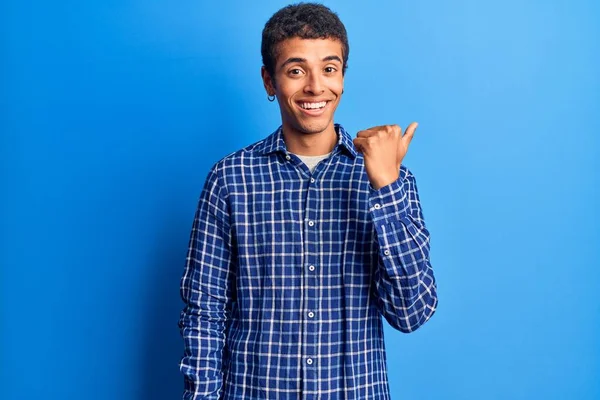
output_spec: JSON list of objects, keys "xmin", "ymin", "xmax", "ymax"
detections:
[{"xmin": 275, "ymin": 37, "xmax": 343, "ymax": 63}]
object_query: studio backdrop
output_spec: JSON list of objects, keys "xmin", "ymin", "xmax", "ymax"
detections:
[{"xmin": 1, "ymin": 0, "xmax": 598, "ymax": 399}]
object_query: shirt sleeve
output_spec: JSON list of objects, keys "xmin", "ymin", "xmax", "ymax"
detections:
[
  {"xmin": 368, "ymin": 166, "xmax": 438, "ymax": 333},
  {"xmin": 179, "ymin": 165, "xmax": 235, "ymax": 400}
]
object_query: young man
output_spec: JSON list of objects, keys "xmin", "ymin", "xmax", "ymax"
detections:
[{"xmin": 179, "ymin": 4, "xmax": 437, "ymax": 399}]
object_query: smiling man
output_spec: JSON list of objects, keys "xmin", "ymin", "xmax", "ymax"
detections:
[{"xmin": 179, "ymin": 3, "xmax": 438, "ymax": 400}]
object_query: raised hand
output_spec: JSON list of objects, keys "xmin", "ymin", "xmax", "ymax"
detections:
[{"xmin": 352, "ymin": 122, "xmax": 418, "ymax": 189}]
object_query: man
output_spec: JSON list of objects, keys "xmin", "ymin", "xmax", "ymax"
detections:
[{"xmin": 179, "ymin": 3, "xmax": 437, "ymax": 399}]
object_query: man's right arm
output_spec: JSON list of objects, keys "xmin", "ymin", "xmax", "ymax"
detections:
[{"xmin": 179, "ymin": 166, "xmax": 234, "ymax": 400}]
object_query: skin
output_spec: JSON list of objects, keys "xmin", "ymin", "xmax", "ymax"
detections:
[
  {"xmin": 261, "ymin": 37, "xmax": 343, "ymax": 156},
  {"xmin": 353, "ymin": 122, "xmax": 418, "ymax": 189},
  {"xmin": 262, "ymin": 37, "xmax": 418, "ymax": 190}
]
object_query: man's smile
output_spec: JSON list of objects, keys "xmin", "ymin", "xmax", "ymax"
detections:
[{"xmin": 296, "ymin": 100, "xmax": 331, "ymax": 115}]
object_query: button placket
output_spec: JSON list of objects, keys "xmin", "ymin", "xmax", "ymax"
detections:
[{"xmin": 302, "ymin": 174, "xmax": 319, "ymax": 390}]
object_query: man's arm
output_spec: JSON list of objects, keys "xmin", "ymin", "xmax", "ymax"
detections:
[
  {"xmin": 353, "ymin": 123, "xmax": 437, "ymax": 332},
  {"xmin": 368, "ymin": 166, "xmax": 437, "ymax": 332},
  {"xmin": 179, "ymin": 166, "xmax": 235, "ymax": 400}
]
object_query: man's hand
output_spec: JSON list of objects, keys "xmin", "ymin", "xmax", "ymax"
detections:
[{"xmin": 353, "ymin": 122, "xmax": 418, "ymax": 190}]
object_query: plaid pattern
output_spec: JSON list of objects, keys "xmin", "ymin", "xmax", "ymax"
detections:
[{"xmin": 179, "ymin": 125, "xmax": 437, "ymax": 400}]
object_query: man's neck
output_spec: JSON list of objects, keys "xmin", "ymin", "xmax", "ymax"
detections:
[{"xmin": 282, "ymin": 125, "xmax": 338, "ymax": 156}]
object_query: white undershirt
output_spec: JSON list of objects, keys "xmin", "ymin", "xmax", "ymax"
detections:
[{"xmin": 294, "ymin": 152, "xmax": 332, "ymax": 173}]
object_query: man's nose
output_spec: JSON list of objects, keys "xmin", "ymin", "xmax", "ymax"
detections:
[{"xmin": 304, "ymin": 72, "xmax": 324, "ymax": 95}]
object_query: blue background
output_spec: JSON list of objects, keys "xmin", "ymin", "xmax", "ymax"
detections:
[{"xmin": 2, "ymin": 0, "xmax": 599, "ymax": 399}]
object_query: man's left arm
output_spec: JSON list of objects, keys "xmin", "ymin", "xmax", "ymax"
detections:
[
  {"xmin": 368, "ymin": 166, "xmax": 438, "ymax": 332},
  {"xmin": 353, "ymin": 122, "xmax": 438, "ymax": 333}
]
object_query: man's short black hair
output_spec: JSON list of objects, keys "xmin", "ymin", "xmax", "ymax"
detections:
[{"xmin": 261, "ymin": 3, "xmax": 349, "ymax": 79}]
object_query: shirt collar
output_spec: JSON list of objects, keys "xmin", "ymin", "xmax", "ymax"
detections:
[{"xmin": 257, "ymin": 124, "xmax": 357, "ymax": 159}]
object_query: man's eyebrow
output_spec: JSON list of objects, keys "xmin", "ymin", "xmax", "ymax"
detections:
[
  {"xmin": 280, "ymin": 57, "xmax": 306, "ymax": 69},
  {"xmin": 322, "ymin": 55, "xmax": 342, "ymax": 63},
  {"xmin": 279, "ymin": 55, "xmax": 343, "ymax": 69}
]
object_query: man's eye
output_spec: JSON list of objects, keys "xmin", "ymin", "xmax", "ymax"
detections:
[
  {"xmin": 289, "ymin": 69, "xmax": 302, "ymax": 75},
  {"xmin": 324, "ymin": 67, "xmax": 337, "ymax": 73}
]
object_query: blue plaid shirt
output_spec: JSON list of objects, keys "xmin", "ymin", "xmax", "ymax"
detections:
[{"xmin": 179, "ymin": 125, "xmax": 437, "ymax": 400}]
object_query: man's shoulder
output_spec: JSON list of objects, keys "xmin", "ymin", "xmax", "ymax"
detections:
[
  {"xmin": 210, "ymin": 130, "xmax": 278, "ymax": 174},
  {"xmin": 217, "ymin": 140, "xmax": 265, "ymax": 165}
]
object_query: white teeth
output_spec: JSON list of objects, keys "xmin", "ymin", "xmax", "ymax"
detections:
[{"xmin": 300, "ymin": 101, "xmax": 327, "ymax": 110}]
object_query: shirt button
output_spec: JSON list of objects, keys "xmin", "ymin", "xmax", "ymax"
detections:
[
  {"xmin": 310, "ymin": 178, "xmax": 315, "ymax": 183},
  {"xmin": 309, "ymin": 265, "xmax": 315, "ymax": 272},
  {"xmin": 306, "ymin": 358, "xmax": 313, "ymax": 365},
  {"xmin": 374, "ymin": 203, "xmax": 381, "ymax": 209},
  {"xmin": 384, "ymin": 250, "xmax": 391, "ymax": 256},
  {"xmin": 308, "ymin": 311, "xmax": 315, "ymax": 318},
  {"xmin": 308, "ymin": 221, "xmax": 315, "ymax": 227},
  {"xmin": 285, "ymin": 155, "xmax": 291, "ymax": 160}
]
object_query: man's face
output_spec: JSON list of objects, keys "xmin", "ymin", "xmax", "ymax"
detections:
[{"xmin": 262, "ymin": 37, "xmax": 344, "ymax": 138}]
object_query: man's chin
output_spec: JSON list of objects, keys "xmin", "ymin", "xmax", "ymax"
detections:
[{"xmin": 296, "ymin": 120, "xmax": 335, "ymax": 135}]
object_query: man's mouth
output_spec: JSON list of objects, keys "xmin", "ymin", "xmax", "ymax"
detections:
[{"xmin": 298, "ymin": 101, "xmax": 328, "ymax": 110}]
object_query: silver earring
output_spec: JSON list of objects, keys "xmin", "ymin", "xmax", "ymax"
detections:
[{"xmin": 268, "ymin": 94, "xmax": 275, "ymax": 102}]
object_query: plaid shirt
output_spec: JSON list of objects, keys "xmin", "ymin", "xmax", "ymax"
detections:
[{"xmin": 179, "ymin": 125, "xmax": 438, "ymax": 400}]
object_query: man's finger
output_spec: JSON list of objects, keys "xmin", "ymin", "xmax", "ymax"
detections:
[
  {"xmin": 353, "ymin": 137, "xmax": 366, "ymax": 153},
  {"xmin": 356, "ymin": 127, "xmax": 381, "ymax": 137},
  {"xmin": 356, "ymin": 130, "xmax": 372, "ymax": 138},
  {"xmin": 356, "ymin": 125, "xmax": 392, "ymax": 137},
  {"xmin": 401, "ymin": 122, "xmax": 418, "ymax": 146}
]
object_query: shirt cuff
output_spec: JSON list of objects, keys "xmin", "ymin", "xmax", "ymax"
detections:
[{"xmin": 368, "ymin": 176, "xmax": 410, "ymax": 224}]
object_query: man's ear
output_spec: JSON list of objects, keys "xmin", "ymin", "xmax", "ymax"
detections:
[{"xmin": 261, "ymin": 66, "xmax": 275, "ymax": 96}]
